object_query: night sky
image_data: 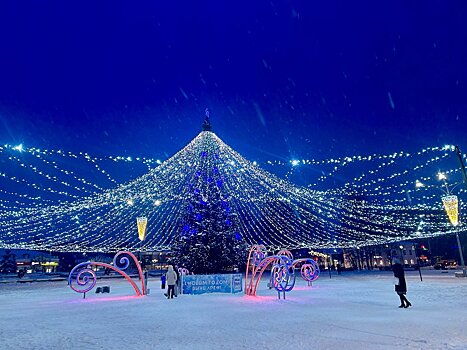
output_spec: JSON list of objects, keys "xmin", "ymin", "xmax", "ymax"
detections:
[{"xmin": 0, "ymin": 1, "xmax": 466, "ymax": 166}]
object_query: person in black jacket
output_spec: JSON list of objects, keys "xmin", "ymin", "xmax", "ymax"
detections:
[
  {"xmin": 392, "ymin": 258, "xmax": 412, "ymax": 308},
  {"xmin": 174, "ymin": 266, "xmax": 180, "ymax": 297}
]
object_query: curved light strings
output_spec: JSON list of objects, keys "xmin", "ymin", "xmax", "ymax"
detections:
[{"xmin": 0, "ymin": 136, "xmax": 464, "ymax": 252}]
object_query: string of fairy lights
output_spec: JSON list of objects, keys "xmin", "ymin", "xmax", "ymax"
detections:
[{"xmin": 0, "ymin": 135, "xmax": 464, "ymax": 252}]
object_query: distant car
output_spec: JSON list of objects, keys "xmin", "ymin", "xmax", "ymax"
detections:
[{"xmin": 434, "ymin": 260, "xmax": 457, "ymax": 270}]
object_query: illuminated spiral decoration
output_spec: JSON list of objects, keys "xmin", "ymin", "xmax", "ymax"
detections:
[
  {"xmin": 300, "ymin": 263, "xmax": 319, "ymax": 282},
  {"xmin": 68, "ymin": 251, "xmax": 145, "ymax": 297},
  {"xmin": 301, "ymin": 264, "xmax": 315, "ymax": 281},
  {"xmin": 68, "ymin": 262, "xmax": 97, "ymax": 293},
  {"xmin": 178, "ymin": 267, "xmax": 190, "ymax": 275},
  {"xmin": 246, "ymin": 244, "xmax": 268, "ymax": 294},
  {"xmin": 113, "ymin": 251, "xmax": 131, "ymax": 270},
  {"xmin": 277, "ymin": 249, "xmax": 294, "ymax": 260},
  {"xmin": 246, "ymin": 245, "xmax": 319, "ymax": 296},
  {"xmin": 271, "ymin": 256, "xmax": 295, "ymax": 292},
  {"xmin": 294, "ymin": 258, "xmax": 320, "ymax": 283},
  {"xmin": 253, "ymin": 249, "xmax": 267, "ymax": 266}
]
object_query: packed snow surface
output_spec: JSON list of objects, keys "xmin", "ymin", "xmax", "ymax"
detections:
[{"xmin": 0, "ymin": 270, "xmax": 466, "ymax": 349}]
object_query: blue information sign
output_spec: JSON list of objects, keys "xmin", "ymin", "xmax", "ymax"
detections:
[{"xmin": 182, "ymin": 273, "xmax": 243, "ymax": 295}]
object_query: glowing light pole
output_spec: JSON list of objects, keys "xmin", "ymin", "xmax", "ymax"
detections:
[
  {"xmin": 136, "ymin": 217, "xmax": 148, "ymax": 294},
  {"xmin": 438, "ymin": 173, "xmax": 466, "ymax": 276},
  {"xmin": 416, "ymin": 166, "xmax": 465, "ymax": 276},
  {"xmin": 137, "ymin": 216, "xmax": 148, "ymax": 256},
  {"xmin": 454, "ymin": 146, "xmax": 467, "ymax": 276},
  {"xmin": 137, "ymin": 217, "xmax": 148, "ymax": 293}
]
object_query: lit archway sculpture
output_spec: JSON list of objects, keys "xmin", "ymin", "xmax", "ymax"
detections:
[
  {"xmin": 68, "ymin": 251, "xmax": 145, "ymax": 297},
  {"xmin": 245, "ymin": 246, "xmax": 320, "ymax": 298}
]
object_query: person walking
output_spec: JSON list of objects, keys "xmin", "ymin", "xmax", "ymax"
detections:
[
  {"xmin": 165, "ymin": 265, "xmax": 177, "ymax": 299},
  {"xmin": 392, "ymin": 258, "xmax": 412, "ymax": 308}
]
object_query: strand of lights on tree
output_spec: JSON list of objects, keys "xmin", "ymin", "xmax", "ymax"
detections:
[{"xmin": 0, "ymin": 135, "xmax": 464, "ymax": 252}]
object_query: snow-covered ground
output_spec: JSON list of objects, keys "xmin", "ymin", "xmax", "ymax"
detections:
[{"xmin": 0, "ymin": 270, "xmax": 466, "ymax": 350}]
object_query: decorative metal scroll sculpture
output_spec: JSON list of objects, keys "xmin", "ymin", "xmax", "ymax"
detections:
[
  {"xmin": 68, "ymin": 251, "xmax": 146, "ymax": 297},
  {"xmin": 270, "ymin": 255, "xmax": 296, "ymax": 296},
  {"xmin": 245, "ymin": 245, "xmax": 320, "ymax": 298},
  {"xmin": 293, "ymin": 258, "xmax": 320, "ymax": 285},
  {"xmin": 245, "ymin": 244, "xmax": 267, "ymax": 295}
]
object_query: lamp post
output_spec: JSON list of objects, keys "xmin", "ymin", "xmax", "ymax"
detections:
[
  {"xmin": 137, "ymin": 217, "xmax": 148, "ymax": 293},
  {"xmin": 416, "ymin": 166, "xmax": 466, "ymax": 277},
  {"xmin": 416, "ymin": 243, "xmax": 423, "ymax": 282},
  {"xmin": 454, "ymin": 145, "xmax": 467, "ymax": 276},
  {"xmin": 136, "ymin": 217, "xmax": 148, "ymax": 263},
  {"xmin": 438, "ymin": 174, "xmax": 466, "ymax": 276},
  {"xmin": 442, "ymin": 196, "xmax": 466, "ymax": 276}
]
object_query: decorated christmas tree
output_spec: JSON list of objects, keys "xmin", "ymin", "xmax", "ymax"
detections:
[{"xmin": 171, "ymin": 111, "xmax": 247, "ymax": 273}]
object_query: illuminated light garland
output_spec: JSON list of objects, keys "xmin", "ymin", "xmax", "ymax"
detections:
[
  {"xmin": 0, "ymin": 141, "xmax": 459, "ymax": 210},
  {"xmin": 262, "ymin": 146, "xmax": 455, "ymax": 205},
  {"xmin": 0, "ymin": 132, "xmax": 464, "ymax": 252},
  {"xmin": 0, "ymin": 144, "xmax": 158, "ymax": 204}
]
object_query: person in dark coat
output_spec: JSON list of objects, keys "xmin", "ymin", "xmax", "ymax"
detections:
[
  {"xmin": 174, "ymin": 266, "xmax": 180, "ymax": 297},
  {"xmin": 392, "ymin": 258, "xmax": 412, "ymax": 308}
]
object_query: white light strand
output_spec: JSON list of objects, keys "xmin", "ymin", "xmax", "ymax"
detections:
[{"xmin": 0, "ymin": 138, "xmax": 464, "ymax": 252}]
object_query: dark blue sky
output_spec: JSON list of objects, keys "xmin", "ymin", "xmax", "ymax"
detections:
[{"xmin": 0, "ymin": 1, "xmax": 466, "ymax": 164}]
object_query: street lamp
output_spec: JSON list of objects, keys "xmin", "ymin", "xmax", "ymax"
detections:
[
  {"xmin": 442, "ymin": 194, "xmax": 459, "ymax": 227},
  {"xmin": 415, "ymin": 170, "xmax": 466, "ymax": 276},
  {"xmin": 136, "ymin": 217, "xmax": 148, "ymax": 294},
  {"xmin": 437, "ymin": 174, "xmax": 466, "ymax": 276},
  {"xmin": 136, "ymin": 217, "xmax": 148, "ymax": 263}
]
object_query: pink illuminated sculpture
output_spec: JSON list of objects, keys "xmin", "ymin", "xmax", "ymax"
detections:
[
  {"xmin": 245, "ymin": 245, "xmax": 320, "ymax": 298},
  {"xmin": 68, "ymin": 251, "xmax": 146, "ymax": 297}
]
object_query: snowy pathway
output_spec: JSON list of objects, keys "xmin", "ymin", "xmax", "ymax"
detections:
[{"xmin": 0, "ymin": 270, "xmax": 465, "ymax": 349}]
